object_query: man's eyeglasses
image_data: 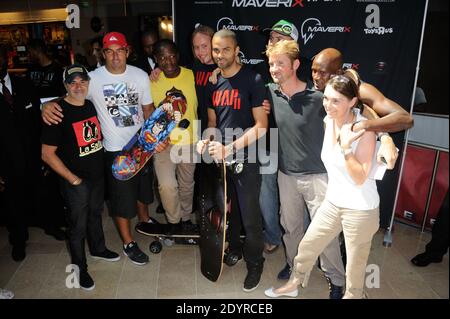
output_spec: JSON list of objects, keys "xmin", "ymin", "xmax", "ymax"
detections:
[{"xmin": 103, "ymin": 47, "xmax": 128, "ymax": 56}]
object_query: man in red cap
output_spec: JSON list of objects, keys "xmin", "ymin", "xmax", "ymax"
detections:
[{"xmin": 42, "ymin": 31, "xmax": 162, "ymax": 267}]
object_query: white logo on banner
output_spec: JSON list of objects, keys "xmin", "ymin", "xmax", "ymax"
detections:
[
  {"xmin": 301, "ymin": 18, "xmax": 351, "ymax": 45},
  {"xmin": 216, "ymin": 17, "xmax": 259, "ymax": 32},
  {"xmin": 232, "ymin": 0, "xmax": 304, "ymax": 8},
  {"xmin": 364, "ymin": 4, "xmax": 394, "ymax": 35},
  {"xmin": 238, "ymin": 51, "xmax": 264, "ymax": 65},
  {"xmin": 343, "ymin": 63, "xmax": 360, "ymax": 70}
]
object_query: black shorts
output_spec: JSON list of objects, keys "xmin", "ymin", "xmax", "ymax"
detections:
[{"xmin": 104, "ymin": 151, "xmax": 154, "ymax": 219}]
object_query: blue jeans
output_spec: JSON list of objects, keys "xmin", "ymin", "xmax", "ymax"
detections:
[{"xmin": 259, "ymin": 170, "xmax": 282, "ymax": 246}]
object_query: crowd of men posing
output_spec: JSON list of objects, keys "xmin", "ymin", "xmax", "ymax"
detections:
[{"xmin": 0, "ymin": 19, "xmax": 414, "ymax": 298}]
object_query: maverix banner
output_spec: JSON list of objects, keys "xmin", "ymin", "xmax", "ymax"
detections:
[
  {"xmin": 173, "ymin": 0, "xmax": 426, "ymax": 108},
  {"xmin": 173, "ymin": 0, "xmax": 427, "ymax": 227}
]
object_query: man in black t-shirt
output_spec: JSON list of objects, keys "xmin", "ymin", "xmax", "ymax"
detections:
[
  {"xmin": 41, "ymin": 64, "xmax": 120, "ymax": 291},
  {"xmin": 191, "ymin": 25, "xmax": 217, "ymax": 134},
  {"xmin": 27, "ymin": 39, "xmax": 68, "ymax": 240},
  {"xmin": 27, "ymin": 39, "xmax": 66, "ymax": 99},
  {"xmin": 197, "ymin": 29, "xmax": 268, "ymax": 293}
]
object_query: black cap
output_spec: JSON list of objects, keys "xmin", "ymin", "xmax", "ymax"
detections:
[{"xmin": 63, "ymin": 63, "xmax": 90, "ymax": 84}]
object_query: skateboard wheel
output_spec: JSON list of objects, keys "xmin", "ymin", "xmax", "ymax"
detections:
[
  {"xmin": 224, "ymin": 252, "xmax": 241, "ymax": 266},
  {"xmin": 149, "ymin": 241, "xmax": 162, "ymax": 254}
]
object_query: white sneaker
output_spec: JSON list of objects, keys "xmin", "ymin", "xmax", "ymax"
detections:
[
  {"xmin": 0, "ymin": 288, "xmax": 14, "ymax": 299},
  {"xmin": 264, "ymin": 287, "xmax": 298, "ymax": 298}
]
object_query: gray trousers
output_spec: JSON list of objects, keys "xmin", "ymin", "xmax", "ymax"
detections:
[{"xmin": 278, "ymin": 171, "xmax": 346, "ymax": 286}]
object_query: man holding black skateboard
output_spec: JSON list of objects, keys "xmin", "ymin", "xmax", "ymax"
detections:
[{"xmin": 197, "ymin": 29, "xmax": 268, "ymax": 292}]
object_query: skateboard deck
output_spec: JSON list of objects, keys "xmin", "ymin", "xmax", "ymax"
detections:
[
  {"xmin": 136, "ymin": 219, "xmax": 199, "ymax": 254},
  {"xmin": 198, "ymin": 161, "xmax": 228, "ymax": 282},
  {"xmin": 112, "ymin": 91, "xmax": 189, "ymax": 181}
]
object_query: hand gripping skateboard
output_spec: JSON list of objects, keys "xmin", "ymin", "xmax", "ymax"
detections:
[{"xmin": 112, "ymin": 91, "xmax": 189, "ymax": 181}]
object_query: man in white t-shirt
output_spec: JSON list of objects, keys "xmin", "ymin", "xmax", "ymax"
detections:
[{"xmin": 42, "ymin": 32, "xmax": 161, "ymax": 266}]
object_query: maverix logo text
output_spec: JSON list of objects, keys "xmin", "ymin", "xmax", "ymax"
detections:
[
  {"xmin": 301, "ymin": 18, "xmax": 351, "ymax": 45},
  {"xmin": 232, "ymin": 0, "xmax": 304, "ymax": 7},
  {"xmin": 238, "ymin": 51, "xmax": 264, "ymax": 65},
  {"xmin": 343, "ymin": 63, "xmax": 360, "ymax": 71},
  {"xmin": 217, "ymin": 17, "xmax": 259, "ymax": 32}
]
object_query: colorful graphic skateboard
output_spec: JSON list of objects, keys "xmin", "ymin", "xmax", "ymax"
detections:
[
  {"xmin": 112, "ymin": 90, "xmax": 189, "ymax": 180},
  {"xmin": 135, "ymin": 218, "xmax": 199, "ymax": 254}
]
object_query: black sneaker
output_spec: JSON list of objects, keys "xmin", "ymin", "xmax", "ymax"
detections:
[
  {"xmin": 166, "ymin": 222, "xmax": 181, "ymax": 235},
  {"xmin": 79, "ymin": 271, "xmax": 95, "ymax": 291},
  {"xmin": 91, "ymin": 249, "xmax": 121, "ymax": 262},
  {"xmin": 326, "ymin": 277, "xmax": 344, "ymax": 299},
  {"xmin": 123, "ymin": 241, "xmax": 149, "ymax": 265},
  {"xmin": 277, "ymin": 263, "xmax": 292, "ymax": 280},
  {"xmin": 243, "ymin": 264, "xmax": 263, "ymax": 292},
  {"xmin": 411, "ymin": 252, "xmax": 443, "ymax": 267}
]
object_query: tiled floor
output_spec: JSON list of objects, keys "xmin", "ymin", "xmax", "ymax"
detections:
[{"xmin": 0, "ymin": 202, "xmax": 448, "ymax": 299}]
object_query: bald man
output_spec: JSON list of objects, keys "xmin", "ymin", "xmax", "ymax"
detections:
[{"xmin": 311, "ymin": 48, "xmax": 414, "ymax": 169}]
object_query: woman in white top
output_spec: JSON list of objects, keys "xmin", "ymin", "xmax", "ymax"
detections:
[{"xmin": 265, "ymin": 74, "xmax": 380, "ymax": 299}]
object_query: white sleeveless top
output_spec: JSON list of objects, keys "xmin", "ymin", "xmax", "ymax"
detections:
[{"xmin": 321, "ymin": 110, "xmax": 379, "ymax": 210}]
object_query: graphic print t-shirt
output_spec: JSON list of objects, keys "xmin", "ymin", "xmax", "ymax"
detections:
[
  {"xmin": 27, "ymin": 62, "xmax": 66, "ymax": 98},
  {"xmin": 193, "ymin": 61, "xmax": 216, "ymax": 133},
  {"xmin": 41, "ymin": 99, "xmax": 104, "ymax": 180},
  {"xmin": 87, "ymin": 65, "xmax": 153, "ymax": 151},
  {"xmin": 206, "ymin": 66, "xmax": 266, "ymax": 146},
  {"xmin": 151, "ymin": 67, "xmax": 198, "ymax": 145}
]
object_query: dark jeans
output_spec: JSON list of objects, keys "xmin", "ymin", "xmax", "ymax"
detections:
[
  {"xmin": 226, "ymin": 162, "xmax": 264, "ymax": 268},
  {"xmin": 259, "ymin": 170, "xmax": 282, "ymax": 246},
  {"xmin": 60, "ymin": 177, "xmax": 107, "ymax": 272},
  {"xmin": 39, "ymin": 170, "xmax": 67, "ymax": 231},
  {"xmin": 426, "ymin": 191, "xmax": 449, "ymax": 258}
]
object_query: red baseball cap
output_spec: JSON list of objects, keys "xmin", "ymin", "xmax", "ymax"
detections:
[{"xmin": 103, "ymin": 32, "xmax": 128, "ymax": 49}]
